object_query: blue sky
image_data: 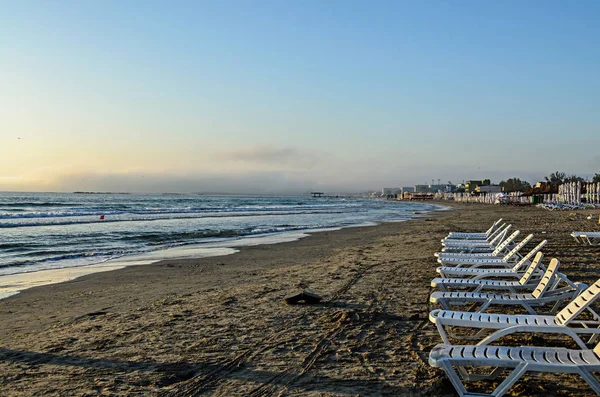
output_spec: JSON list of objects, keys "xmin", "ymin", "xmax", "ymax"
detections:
[{"xmin": 1, "ymin": 1, "xmax": 599, "ymax": 193}]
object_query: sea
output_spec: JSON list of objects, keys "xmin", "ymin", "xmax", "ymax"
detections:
[{"xmin": 0, "ymin": 192, "xmax": 442, "ymax": 296}]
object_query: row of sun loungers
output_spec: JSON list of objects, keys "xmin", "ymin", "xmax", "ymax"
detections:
[{"xmin": 427, "ymin": 219, "xmax": 600, "ymax": 396}]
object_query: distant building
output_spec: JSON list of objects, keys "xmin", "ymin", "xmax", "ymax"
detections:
[
  {"xmin": 465, "ymin": 179, "xmax": 491, "ymax": 194},
  {"xmin": 402, "ymin": 186, "xmax": 415, "ymax": 193},
  {"xmin": 476, "ymin": 185, "xmax": 502, "ymax": 194},
  {"xmin": 382, "ymin": 188, "xmax": 401, "ymax": 197},
  {"xmin": 402, "ymin": 191, "xmax": 435, "ymax": 200},
  {"xmin": 413, "ymin": 184, "xmax": 456, "ymax": 194}
]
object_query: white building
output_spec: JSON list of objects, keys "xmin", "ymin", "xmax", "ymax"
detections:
[{"xmin": 382, "ymin": 188, "xmax": 401, "ymax": 196}]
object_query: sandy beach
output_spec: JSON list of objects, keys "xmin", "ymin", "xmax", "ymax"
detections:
[{"xmin": 1, "ymin": 203, "xmax": 599, "ymax": 396}]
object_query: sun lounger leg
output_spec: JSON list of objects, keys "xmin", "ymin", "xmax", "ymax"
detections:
[
  {"xmin": 520, "ymin": 301, "xmax": 537, "ymax": 315},
  {"xmin": 436, "ymin": 322, "xmax": 451, "ymax": 344},
  {"xmin": 550, "ymin": 300, "xmax": 563, "ymax": 314},
  {"xmin": 439, "ymin": 361, "xmax": 469, "ymax": 396},
  {"xmin": 439, "ymin": 300, "xmax": 451, "ymax": 310},
  {"xmin": 476, "ymin": 300, "xmax": 492, "ymax": 313},
  {"xmin": 578, "ymin": 368, "xmax": 600, "ymax": 394},
  {"xmin": 492, "ymin": 363, "xmax": 528, "ymax": 397},
  {"xmin": 445, "ymin": 362, "xmax": 525, "ymax": 396},
  {"xmin": 587, "ymin": 329, "xmax": 600, "ymax": 344},
  {"xmin": 444, "ymin": 325, "xmax": 488, "ymax": 342}
]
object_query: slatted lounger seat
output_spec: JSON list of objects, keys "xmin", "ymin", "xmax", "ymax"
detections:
[
  {"xmin": 435, "ymin": 234, "xmax": 517, "ymax": 258},
  {"xmin": 437, "ymin": 234, "xmax": 536, "ymax": 267},
  {"xmin": 441, "ymin": 228, "xmax": 514, "ymax": 253},
  {"xmin": 437, "ymin": 231, "xmax": 533, "ymax": 258},
  {"xmin": 432, "ymin": 252, "xmax": 544, "ymax": 293},
  {"xmin": 445, "ymin": 218, "xmax": 503, "ymax": 240},
  {"xmin": 442, "ymin": 224, "xmax": 509, "ymax": 246},
  {"xmin": 436, "ymin": 241, "xmax": 547, "ymax": 278},
  {"xmin": 430, "ymin": 279, "xmax": 600, "ymax": 349},
  {"xmin": 429, "ymin": 343, "xmax": 600, "ymax": 396},
  {"xmin": 443, "ymin": 223, "xmax": 509, "ymax": 246},
  {"xmin": 430, "ymin": 259, "xmax": 585, "ymax": 314},
  {"xmin": 436, "ymin": 228, "xmax": 515, "ymax": 259},
  {"xmin": 439, "ymin": 229, "xmax": 517, "ymax": 257}
]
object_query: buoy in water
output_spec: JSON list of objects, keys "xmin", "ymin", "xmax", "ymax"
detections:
[{"xmin": 100, "ymin": 215, "xmax": 105, "ymax": 220}]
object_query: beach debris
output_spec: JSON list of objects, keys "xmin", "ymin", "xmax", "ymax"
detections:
[{"xmin": 284, "ymin": 291, "xmax": 322, "ymax": 305}]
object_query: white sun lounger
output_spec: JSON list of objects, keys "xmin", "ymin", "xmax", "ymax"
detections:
[
  {"xmin": 432, "ymin": 252, "xmax": 544, "ymax": 293},
  {"xmin": 437, "ymin": 230, "xmax": 520, "ymax": 260},
  {"xmin": 436, "ymin": 228, "xmax": 521, "ymax": 256},
  {"xmin": 430, "ymin": 259, "xmax": 585, "ymax": 314},
  {"xmin": 435, "ymin": 241, "xmax": 547, "ymax": 280},
  {"xmin": 430, "ymin": 279, "xmax": 600, "ymax": 349},
  {"xmin": 572, "ymin": 231, "xmax": 600, "ymax": 246},
  {"xmin": 441, "ymin": 227, "xmax": 513, "ymax": 253},
  {"xmin": 443, "ymin": 224, "xmax": 509, "ymax": 247},
  {"xmin": 429, "ymin": 342, "xmax": 600, "ymax": 396},
  {"xmin": 436, "ymin": 227, "xmax": 514, "ymax": 258},
  {"xmin": 443, "ymin": 222, "xmax": 507, "ymax": 244},
  {"xmin": 445, "ymin": 218, "xmax": 503, "ymax": 240},
  {"xmin": 437, "ymin": 234, "xmax": 535, "ymax": 267}
]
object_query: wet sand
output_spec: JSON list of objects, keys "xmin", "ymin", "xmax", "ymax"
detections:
[{"xmin": 0, "ymin": 203, "xmax": 599, "ymax": 396}]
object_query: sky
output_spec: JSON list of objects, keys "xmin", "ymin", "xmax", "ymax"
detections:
[{"xmin": 1, "ymin": 0, "xmax": 599, "ymax": 194}]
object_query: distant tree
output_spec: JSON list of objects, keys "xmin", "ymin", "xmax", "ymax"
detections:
[
  {"xmin": 564, "ymin": 175, "xmax": 585, "ymax": 183},
  {"xmin": 593, "ymin": 173, "xmax": 600, "ymax": 183},
  {"xmin": 544, "ymin": 171, "xmax": 567, "ymax": 188},
  {"xmin": 499, "ymin": 178, "xmax": 531, "ymax": 193}
]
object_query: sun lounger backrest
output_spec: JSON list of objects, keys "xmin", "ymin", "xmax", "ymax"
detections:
[
  {"xmin": 532, "ymin": 258, "xmax": 560, "ymax": 299},
  {"xmin": 491, "ymin": 230, "xmax": 519, "ymax": 256},
  {"xmin": 501, "ymin": 234, "xmax": 533, "ymax": 262},
  {"xmin": 511, "ymin": 240, "xmax": 547, "ymax": 272},
  {"xmin": 518, "ymin": 252, "xmax": 544, "ymax": 285},
  {"xmin": 484, "ymin": 223, "xmax": 507, "ymax": 244},
  {"xmin": 593, "ymin": 337, "xmax": 600, "ymax": 357},
  {"xmin": 556, "ymin": 279, "xmax": 600, "ymax": 326},
  {"xmin": 594, "ymin": 342, "xmax": 600, "ymax": 358},
  {"xmin": 488, "ymin": 224, "xmax": 510, "ymax": 246},
  {"xmin": 485, "ymin": 218, "xmax": 503, "ymax": 236}
]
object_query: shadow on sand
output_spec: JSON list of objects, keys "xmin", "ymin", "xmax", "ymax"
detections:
[{"xmin": 0, "ymin": 347, "xmax": 417, "ymax": 395}]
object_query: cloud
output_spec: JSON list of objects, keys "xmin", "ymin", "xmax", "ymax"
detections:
[{"xmin": 218, "ymin": 146, "xmax": 320, "ymax": 169}]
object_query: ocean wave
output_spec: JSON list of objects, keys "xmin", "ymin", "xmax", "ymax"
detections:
[
  {"xmin": 0, "ymin": 202, "xmax": 83, "ymax": 207},
  {"xmin": 0, "ymin": 209, "xmax": 352, "ymax": 228},
  {"xmin": 0, "ymin": 194, "xmax": 443, "ymax": 278},
  {"xmin": 0, "ymin": 250, "xmax": 128, "ymax": 271},
  {"xmin": 0, "ymin": 223, "xmax": 323, "ymax": 272},
  {"xmin": 0, "ymin": 204, "xmax": 359, "ymax": 219},
  {"xmin": 122, "ymin": 225, "xmax": 312, "ymax": 243}
]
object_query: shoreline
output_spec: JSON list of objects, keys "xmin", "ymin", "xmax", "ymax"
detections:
[
  {"xmin": 0, "ymin": 204, "xmax": 449, "ymax": 300},
  {"xmin": 1, "ymin": 203, "xmax": 599, "ymax": 396}
]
